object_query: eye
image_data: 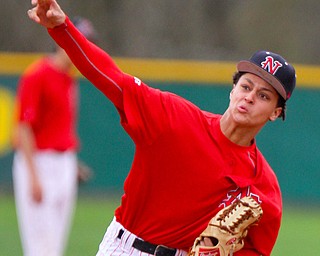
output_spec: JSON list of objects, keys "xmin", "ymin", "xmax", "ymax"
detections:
[
  {"xmin": 259, "ymin": 93, "xmax": 270, "ymax": 100},
  {"xmin": 241, "ymin": 85, "xmax": 250, "ymax": 91}
]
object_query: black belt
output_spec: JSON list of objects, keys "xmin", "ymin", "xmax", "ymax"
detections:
[{"xmin": 117, "ymin": 229, "xmax": 176, "ymax": 256}]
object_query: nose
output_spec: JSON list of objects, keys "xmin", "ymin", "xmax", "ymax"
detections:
[{"xmin": 245, "ymin": 92, "xmax": 254, "ymax": 104}]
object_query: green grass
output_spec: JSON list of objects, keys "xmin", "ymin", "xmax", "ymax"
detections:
[
  {"xmin": 1, "ymin": 194, "xmax": 319, "ymax": 255},
  {"xmin": 272, "ymin": 205, "xmax": 320, "ymax": 255}
]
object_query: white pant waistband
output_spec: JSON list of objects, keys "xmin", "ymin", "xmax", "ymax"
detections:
[{"xmin": 106, "ymin": 217, "xmax": 188, "ymax": 256}]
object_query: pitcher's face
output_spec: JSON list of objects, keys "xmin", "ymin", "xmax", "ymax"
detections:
[{"xmin": 228, "ymin": 73, "xmax": 282, "ymax": 127}]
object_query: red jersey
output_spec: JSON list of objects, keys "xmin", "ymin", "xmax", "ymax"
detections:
[
  {"xmin": 17, "ymin": 57, "xmax": 79, "ymax": 151},
  {"xmin": 49, "ymin": 18, "xmax": 282, "ymax": 255}
]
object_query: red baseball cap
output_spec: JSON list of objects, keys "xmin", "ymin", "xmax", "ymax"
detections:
[{"xmin": 237, "ymin": 50, "xmax": 296, "ymax": 101}]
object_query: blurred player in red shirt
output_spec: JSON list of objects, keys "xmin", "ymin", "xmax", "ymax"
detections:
[
  {"xmin": 12, "ymin": 16, "xmax": 96, "ymax": 256},
  {"xmin": 27, "ymin": 1, "xmax": 296, "ymax": 255}
]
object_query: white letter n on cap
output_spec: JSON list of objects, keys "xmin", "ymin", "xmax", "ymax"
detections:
[{"xmin": 261, "ymin": 56, "xmax": 283, "ymax": 75}]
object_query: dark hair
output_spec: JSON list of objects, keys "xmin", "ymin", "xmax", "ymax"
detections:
[{"xmin": 232, "ymin": 72, "xmax": 286, "ymax": 120}]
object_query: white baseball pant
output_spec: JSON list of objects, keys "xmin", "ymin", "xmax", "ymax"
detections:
[
  {"xmin": 12, "ymin": 150, "xmax": 78, "ymax": 256},
  {"xmin": 96, "ymin": 217, "xmax": 188, "ymax": 256}
]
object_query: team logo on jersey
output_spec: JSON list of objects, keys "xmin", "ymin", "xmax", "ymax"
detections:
[
  {"xmin": 261, "ymin": 56, "xmax": 283, "ymax": 75},
  {"xmin": 219, "ymin": 186, "xmax": 262, "ymax": 208}
]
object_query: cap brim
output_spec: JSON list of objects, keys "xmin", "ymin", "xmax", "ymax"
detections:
[{"xmin": 237, "ymin": 60, "xmax": 286, "ymax": 100}]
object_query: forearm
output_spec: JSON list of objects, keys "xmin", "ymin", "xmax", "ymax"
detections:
[
  {"xmin": 17, "ymin": 123, "xmax": 43, "ymax": 202},
  {"xmin": 48, "ymin": 17, "xmax": 124, "ymax": 109},
  {"xmin": 17, "ymin": 123, "xmax": 38, "ymax": 183}
]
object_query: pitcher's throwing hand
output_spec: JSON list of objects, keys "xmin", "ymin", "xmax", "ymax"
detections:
[{"xmin": 28, "ymin": 0, "xmax": 65, "ymax": 28}]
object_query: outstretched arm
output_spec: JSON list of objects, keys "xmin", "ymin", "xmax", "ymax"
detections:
[{"xmin": 28, "ymin": 0, "xmax": 125, "ymax": 110}]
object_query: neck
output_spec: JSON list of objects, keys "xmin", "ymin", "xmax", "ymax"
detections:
[
  {"xmin": 50, "ymin": 48, "xmax": 72, "ymax": 72},
  {"xmin": 220, "ymin": 113, "xmax": 260, "ymax": 146}
]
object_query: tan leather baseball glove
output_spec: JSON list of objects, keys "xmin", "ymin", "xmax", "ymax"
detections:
[{"xmin": 189, "ymin": 196, "xmax": 263, "ymax": 256}]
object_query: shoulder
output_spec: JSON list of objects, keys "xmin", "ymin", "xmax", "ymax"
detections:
[
  {"xmin": 21, "ymin": 58, "xmax": 51, "ymax": 79},
  {"xmin": 256, "ymin": 148, "xmax": 272, "ymax": 169},
  {"xmin": 256, "ymin": 149, "xmax": 281, "ymax": 191},
  {"xmin": 202, "ymin": 111, "xmax": 221, "ymax": 120}
]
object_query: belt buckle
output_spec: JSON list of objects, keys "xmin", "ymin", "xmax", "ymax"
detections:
[{"xmin": 154, "ymin": 245, "xmax": 176, "ymax": 256}]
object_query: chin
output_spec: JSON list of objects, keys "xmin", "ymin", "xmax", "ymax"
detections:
[{"xmin": 232, "ymin": 113, "xmax": 251, "ymax": 125}]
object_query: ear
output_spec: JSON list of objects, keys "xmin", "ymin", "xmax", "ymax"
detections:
[
  {"xmin": 269, "ymin": 107, "xmax": 283, "ymax": 121},
  {"xmin": 229, "ymin": 85, "xmax": 236, "ymax": 100}
]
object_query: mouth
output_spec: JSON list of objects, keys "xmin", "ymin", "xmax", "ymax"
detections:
[{"xmin": 237, "ymin": 105, "xmax": 248, "ymax": 113}]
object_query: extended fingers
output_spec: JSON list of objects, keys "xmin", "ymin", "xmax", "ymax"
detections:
[{"xmin": 27, "ymin": 7, "xmax": 40, "ymax": 23}]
